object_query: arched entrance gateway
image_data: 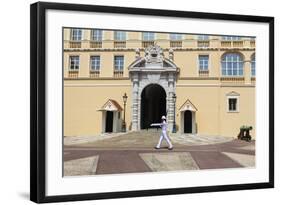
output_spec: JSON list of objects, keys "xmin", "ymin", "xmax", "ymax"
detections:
[
  {"xmin": 129, "ymin": 45, "xmax": 179, "ymax": 131},
  {"xmin": 141, "ymin": 84, "xmax": 166, "ymax": 129}
]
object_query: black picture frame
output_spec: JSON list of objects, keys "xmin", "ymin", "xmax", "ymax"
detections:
[{"xmin": 30, "ymin": 1, "xmax": 274, "ymax": 203}]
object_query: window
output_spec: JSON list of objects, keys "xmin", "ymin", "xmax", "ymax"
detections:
[
  {"xmin": 251, "ymin": 54, "xmax": 255, "ymax": 76},
  {"xmin": 198, "ymin": 35, "xmax": 209, "ymax": 40},
  {"xmin": 221, "ymin": 53, "xmax": 244, "ymax": 76},
  {"xmin": 71, "ymin": 29, "xmax": 82, "ymax": 41},
  {"xmin": 228, "ymin": 98, "xmax": 238, "ymax": 112},
  {"xmin": 114, "ymin": 56, "xmax": 124, "ymax": 70},
  {"xmin": 199, "ymin": 55, "xmax": 209, "ymax": 70},
  {"xmin": 90, "ymin": 56, "xmax": 100, "ymax": 71},
  {"xmin": 170, "ymin": 34, "xmax": 182, "ymax": 41},
  {"xmin": 222, "ymin": 36, "xmax": 241, "ymax": 41},
  {"xmin": 226, "ymin": 92, "xmax": 240, "ymax": 112},
  {"xmin": 69, "ymin": 56, "xmax": 79, "ymax": 70},
  {"xmin": 114, "ymin": 31, "xmax": 126, "ymax": 41},
  {"xmin": 142, "ymin": 32, "xmax": 155, "ymax": 41},
  {"xmin": 92, "ymin": 30, "xmax": 103, "ymax": 41}
]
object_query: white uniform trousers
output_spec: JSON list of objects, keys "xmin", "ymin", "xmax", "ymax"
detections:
[{"xmin": 156, "ymin": 131, "xmax": 173, "ymax": 148}]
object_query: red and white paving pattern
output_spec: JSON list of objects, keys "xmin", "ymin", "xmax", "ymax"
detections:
[{"xmin": 63, "ymin": 130, "xmax": 255, "ymax": 176}]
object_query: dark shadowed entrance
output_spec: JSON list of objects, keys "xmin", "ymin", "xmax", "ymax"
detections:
[
  {"xmin": 184, "ymin": 110, "xmax": 192, "ymax": 133},
  {"xmin": 141, "ymin": 84, "xmax": 166, "ymax": 129},
  {"xmin": 105, "ymin": 111, "xmax": 113, "ymax": 132}
]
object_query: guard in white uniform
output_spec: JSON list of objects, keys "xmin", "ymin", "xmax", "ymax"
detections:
[{"xmin": 151, "ymin": 116, "xmax": 173, "ymax": 150}]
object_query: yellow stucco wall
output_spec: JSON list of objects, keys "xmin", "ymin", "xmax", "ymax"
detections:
[
  {"xmin": 64, "ymin": 82, "xmax": 132, "ymax": 136},
  {"xmin": 175, "ymin": 86, "xmax": 220, "ymax": 135},
  {"xmin": 219, "ymin": 87, "xmax": 256, "ymax": 138},
  {"xmin": 63, "ymin": 28, "xmax": 256, "ymax": 138}
]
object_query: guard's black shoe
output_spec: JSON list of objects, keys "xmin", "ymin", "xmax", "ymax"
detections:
[
  {"xmin": 154, "ymin": 146, "xmax": 160, "ymax": 149},
  {"xmin": 168, "ymin": 147, "xmax": 173, "ymax": 150}
]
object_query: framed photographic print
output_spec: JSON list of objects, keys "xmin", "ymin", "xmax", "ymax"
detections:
[{"xmin": 30, "ymin": 1, "xmax": 274, "ymax": 203}]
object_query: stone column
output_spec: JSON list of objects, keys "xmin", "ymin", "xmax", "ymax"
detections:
[
  {"xmin": 82, "ymin": 29, "xmax": 90, "ymax": 49},
  {"xmin": 244, "ymin": 56, "xmax": 252, "ymax": 85},
  {"xmin": 132, "ymin": 74, "xmax": 139, "ymax": 131},
  {"xmin": 169, "ymin": 48, "xmax": 174, "ymax": 61},
  {"xmin": 167, "ymin": 73, "xmax": 175, "ymax": 131},
  {"xmin": 64, "ymin": 28, "xmax": 71, "ymax": 49}
]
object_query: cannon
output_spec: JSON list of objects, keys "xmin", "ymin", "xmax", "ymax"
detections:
[{"xmin": 237, "ymin": 125, "xmax": 253, "ymax": 141}]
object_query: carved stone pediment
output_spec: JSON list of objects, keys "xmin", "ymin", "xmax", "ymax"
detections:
[
  {"xmin": 98, "ymin": 99, "xmax": 123, "ymax": 112},
  {"xmin": 144, "ymin": 45, "xmax": 164, "ymax": 67},
  {"xmin": 179, "ymin": 99, "xmax": 198, "ymax": 112},
  {"xmin": 226, "ymin": 91, "xmax": 240, "ymax": 96},
  {"xmin": 128, "ymin": 45, "xmax": 178, "ymax": 71}
]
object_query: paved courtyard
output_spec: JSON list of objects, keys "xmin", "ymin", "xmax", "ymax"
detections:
[{"xmin": 64, "ymin": 130, "xmax": 255, "ymax": 176}]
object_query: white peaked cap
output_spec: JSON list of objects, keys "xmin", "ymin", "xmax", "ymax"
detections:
[{"xmin": 161, "ymin": 116, "xmax": 166, "ymax": 120}]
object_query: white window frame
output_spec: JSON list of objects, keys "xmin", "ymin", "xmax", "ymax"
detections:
[
  {"xmin": 198, "ymin": 35, "xmax": 209, "ymax": 40},
  {"xmin": 222, "ymin": 36, "xmax": 241, "ymax": 41},
  {"xmin": 114, "ymin": 31, "xmax": 126, "ymax": 41},
  {"xmin": 114, "ymin": 55, "xmax": 124, "ymax": 71},
  {"xmin": 142, "ymin": 32, "xmax": 155, "ymax": 41},
  {"xmin": 69, "ymin": 55, "xmax": 80, "ymax": 70},
  {"xmin": 221, "ymin": 53, "xmax": 244, "ymax": 76},
  {"xmin": 251, "ymin": 54, "xmax": 256, "ymax": 77},
  {"xmin": 71, "ymin": 29, "xmax": 82, "ymax": 41},
  {"xmin": 198, "ymin": 55, "xmax": 209, "ymax": 71},
  {"xmin": 227, "ymin": 96, "xmax": 240, "ymax": 113},
  {"xmin": 170, "ymin": 33, "xmax": 182, "ymax": 41},
  {"xmin": 90, "ymin": 56, "xmax": 101, "ymax": 71},
  {"xmin": 91, "ymin": 29, "xmax": 103, "ymax": 41}
]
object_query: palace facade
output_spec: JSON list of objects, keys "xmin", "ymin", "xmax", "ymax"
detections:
[{"xmin": 63, "ymin": 28, "xmax": 256, "ymax": 138}]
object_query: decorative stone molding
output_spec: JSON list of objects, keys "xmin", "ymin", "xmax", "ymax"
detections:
[
  {"xmin": 179, "ymin": 99, "xmax": 198, "ymax": 112},
  {"xmin": 128, "ymin": 45, "xmax": 179, "ymax": 131},
  {"xmin": 226, "ymin": 91, "xmax": 240, "ymax": 96},
  {"xmin": 135, "ymin": 48, "xmax": 140, "ymax": 59},
  {"xmin": 169, "ymin": 48, "xmax": 174, "ymax": 61}
]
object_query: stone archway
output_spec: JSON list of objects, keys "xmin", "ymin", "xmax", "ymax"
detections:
[
  {"xmin": 128, "ymin": 45, "xmax": 179, "ymax": 131},
  {"xmin": 141, "ymin": 84, "xmax": 166, "ymax": 129}
]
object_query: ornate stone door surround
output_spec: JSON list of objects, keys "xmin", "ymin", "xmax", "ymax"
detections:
[{"xmin": 128, "ymin": 45, "xmax": 179, "ymax": 131}]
